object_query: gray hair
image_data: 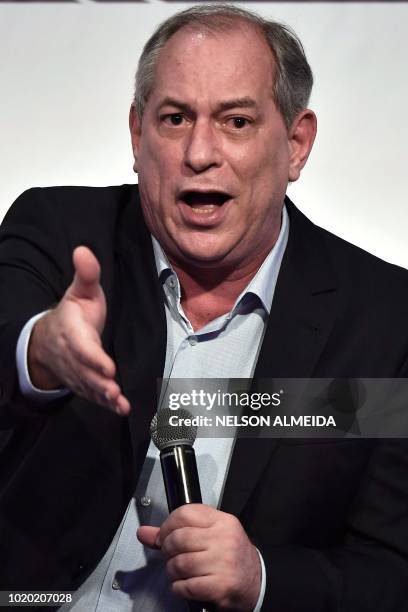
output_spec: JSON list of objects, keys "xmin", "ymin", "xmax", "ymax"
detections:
[{"xmin": 133, "ymin": 4, "xmax": 313, "ymax": 130}]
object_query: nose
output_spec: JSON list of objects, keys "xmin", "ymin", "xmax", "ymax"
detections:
[{"xmin": 184, "ymin": 119, "xmax": 222, "ymax": 173}]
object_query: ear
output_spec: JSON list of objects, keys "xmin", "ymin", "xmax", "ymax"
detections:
[
  {"xmin": 129, "ymin": 104, "xmax": 141, "ymax": 173},
  {"xmin": 288, "ymin": 109, "xmax": 317, "ymax": 182}
]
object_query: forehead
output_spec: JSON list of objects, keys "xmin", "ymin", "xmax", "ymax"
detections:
[{"xmin": 150, "ymin": 22, "xmax": 276, "ymax": 104}]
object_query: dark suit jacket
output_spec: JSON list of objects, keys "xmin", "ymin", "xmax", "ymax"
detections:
[{"xmin": 0, "ymin": 185, "xmax": 408, "ymax": 611}]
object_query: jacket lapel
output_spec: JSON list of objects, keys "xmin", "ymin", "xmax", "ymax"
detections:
[
  {"xmin": 221, "ymin": 198, "xmax": 339, "ymax": 516},
  {"xmin": 110, "ymin": 189, "xmax": 167, "ymax": 486}
]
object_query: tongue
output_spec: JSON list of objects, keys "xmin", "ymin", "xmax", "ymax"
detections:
[{"xmin": 184, "ymin": 192, "xmax": 227, "ymax": 207}]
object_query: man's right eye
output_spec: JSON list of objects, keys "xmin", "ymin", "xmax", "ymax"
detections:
[{"xmin": 162, "ymin": 113, "xmax": 185, "ymax": 126}]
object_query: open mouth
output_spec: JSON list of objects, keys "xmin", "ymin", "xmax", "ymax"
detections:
[{"xmin": 179, "ymin": 190, "xmax": 232, "ymax": 214}]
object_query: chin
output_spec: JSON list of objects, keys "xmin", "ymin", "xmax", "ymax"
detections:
[
  {"xmin": 177, "ymin": 247, "xmax": 236, "ymax": 269},
  {"xmin": 163, "ymin": 231, "xmax": 241, "ymax": 269},
  {"xmin": 176, "ymin": 235, "xmax": 233, "ymax": 259}
]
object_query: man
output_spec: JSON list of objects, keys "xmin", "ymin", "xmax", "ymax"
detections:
[{"xmin": 1, "ymin": 4, "xmax": 408, "ymax": 611}]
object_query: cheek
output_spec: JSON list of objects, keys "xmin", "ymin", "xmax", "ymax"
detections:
[
  {"xmin": 140, "ymin": 127, "xmax": 183, "ymax": 171},
  {"xmin": 138, "ymin": 182, "xmax": 157, "ymax": 231},
  {"xmin": 137, "ymin": 160, "xmax": 176, "ymax": 233},
  {"xmin": 138, "ymin": 156, "xmax": 166, "ymax": 204},
  {"xmin": 233, "ymin": 135, "xmax": 288, "ymax": 178},
  {"xmin": 234, "ymin": 147, "xmax": 289, "ymax": 218},
  {"xmin": 249, "ymin": 142, "xmax": 290, "ymax": 192}
]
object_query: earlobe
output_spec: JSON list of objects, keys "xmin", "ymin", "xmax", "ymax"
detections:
[{"xmin": 288, "ymin": 110, "xmax": 317, "ymax": 182}]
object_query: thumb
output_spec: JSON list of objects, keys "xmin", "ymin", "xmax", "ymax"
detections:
[
  {"xmin": 137, "ymin": 526, "xmax": 162, "ymax": 549},
  {"xmin": 70, "ymin": 246, "xmax": 101, "ymax": 300}
]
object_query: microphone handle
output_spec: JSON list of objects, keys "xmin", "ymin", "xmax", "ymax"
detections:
[
  {"xmin": 160, "ymin": 445, "xmax": 202, "ymax": 510},
  {"xmin": 160, "ymin": 445, "xmax": 216, "ymax": 612}
]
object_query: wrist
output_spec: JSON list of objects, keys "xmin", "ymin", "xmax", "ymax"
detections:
[
  {"xmin": 251, "ymin": 546, "xmax": 262, "ymax": 610},
  {"xmin": 28, "ymin": 314, "xmax": 61, "ymax": 390},
  {"xmin": 244, "ymin": 544, "xmax": 263, "ymax": 611}
]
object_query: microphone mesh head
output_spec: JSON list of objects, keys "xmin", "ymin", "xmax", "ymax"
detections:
[{"xmin": 150, "ymin": 408, "xmax": 197, "ymax": 451}]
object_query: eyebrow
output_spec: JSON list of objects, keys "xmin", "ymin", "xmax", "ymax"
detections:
[
  {"xmin": 158, "ymin": 97, "xmax": 193, "ymax": 114},
  {"xmin": 217, "ymin": 97, "xmax": 259, "ymax": 112},
  {"xmin": 158, "ymin": 96, "xmax": 259, "ymax": 114}
]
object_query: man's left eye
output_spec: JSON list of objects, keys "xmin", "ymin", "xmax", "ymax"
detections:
[{"xmin": 230, "ymin": 117, "xmax": 250, "ymax": 129}]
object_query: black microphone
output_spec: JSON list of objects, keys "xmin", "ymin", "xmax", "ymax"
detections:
[{"xmin": 150, "ymin": 408, "xmax": 215, "ymax": 612}]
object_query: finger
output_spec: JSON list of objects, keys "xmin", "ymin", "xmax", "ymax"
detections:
[
  {"xmin": 66, "ymin": 337, "xmax": 130, "ymax": 413},
  {"xmin": 137, "ymin": 526, "xmax": 161, "ymax": 549},
  {"xmin": 114, "ymin": 393, "xmax": 131, "ymax": 416},
  {"xmin": 171, "ymin": 575, "xmax": 217, "ymax": 603},
  {"xmin": 64, "ymin": 363, "xmax": 130, "ymax": 415},
  {"xmin": 78, "ymin": 369, "xmax": 117, "ymax": 395},
  {"xmin": 75, "ymin": 366, "xmax": 120, "ymax": 401},
  {"xmin": 167, "ymin": 551, "xmax": 211, "ymax": 581},
  {"xmin": 161, "ymin": 527, "xmax": 207, "ymax": 558},
  {"xmin": 70, "ymin": 384, "xmax": 130, "ymax": 416},
  {"xmin": 69, "ymin": 338, "xmax": 116, "ymax": 379},
  {"xmin": 57, "ymin": 338, "xmax": 116, "ymax": 380},
  {"xmin": 57, "ymin": 315, "xmax": 115, "ymax": 376},
  {"xmin": 159, "ymin": 505, "xmax": 216, "ymax": 545},
  {"xmin": 54, "ymin": 351, "xmax": 130, "ymax": 414},
  {"xmin": 71, "ymin": 246, "xmax": 101, "ymax": 300}
]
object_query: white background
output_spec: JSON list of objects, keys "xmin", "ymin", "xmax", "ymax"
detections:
[{"xmin": 1, "ymin": 1, "xmax": 407, "ymax": 267}]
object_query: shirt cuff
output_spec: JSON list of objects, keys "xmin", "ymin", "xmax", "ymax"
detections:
[
  {"xmin": 253, "ymin": 548, "xmax": 266, "ymax": 611},
  {"xmin": 16, "ymin": 310, "xmax": 70, "ymax": 401}
]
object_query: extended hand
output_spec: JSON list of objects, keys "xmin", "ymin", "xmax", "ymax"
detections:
[
  {"xmin": 137, "ymin": 504, "xmax": 261, "ymax": 611},
  {"xmin": 28, "ymin": 246, "xmax": 130, "ymax": 415}
]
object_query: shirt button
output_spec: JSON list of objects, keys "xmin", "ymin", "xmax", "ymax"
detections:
[
  {"xmin": 112, "ymin": 577, "xmax": 121, "ymax": 590},
  {"xmin": 167, "ymin": 277, "xmax": 177, "ymax": 289},
  {"xmin": 140, "ymin": 495, "xmax": 152, "ymax": 507},
  {"xmin": 188, "ymin": 336, "xmax": 198, "ymax": 346}
]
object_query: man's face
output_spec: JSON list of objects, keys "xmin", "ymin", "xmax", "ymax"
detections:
[{"xmin": 130, "ymin": 23, "xmax": 313, "ymax": 271}]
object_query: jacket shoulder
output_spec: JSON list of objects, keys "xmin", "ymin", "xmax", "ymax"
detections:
[
  {"xmin": 0, "ymin": 184, "xmax": 143, "ymax": 292},
  {"xmin": 316, "ymin": 223, "xmax": 408, "ymax": 295},
  {"xmin": 3, "ymin": 184, "xmax": 136, "ymax": 226}
]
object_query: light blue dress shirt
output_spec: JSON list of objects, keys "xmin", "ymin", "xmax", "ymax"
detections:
[{"xmin": 16, "ymin": 207, "xmax": 289, "ymax": 612}]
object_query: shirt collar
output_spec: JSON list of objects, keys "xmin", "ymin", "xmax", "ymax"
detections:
[
  {"xmin": 239, "ymin": 205, "xmax": 289, "ymax": 314},
  {"xmin": 152, "ymin": 235, "xmax": 174, "ymax": 279},
  {"xmin": 152, "ymin": 205, "xmax": 289, "ymax": 315}
]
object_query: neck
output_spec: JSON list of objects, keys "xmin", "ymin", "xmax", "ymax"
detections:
[{"xmin": 169, "ymin": 242, "xmax": 275, "ymax": 331}]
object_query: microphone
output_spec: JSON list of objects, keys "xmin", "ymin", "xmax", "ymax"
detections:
[{"xmin": 150, "ymin": 408, "xmax": 215, "ymax": 612}]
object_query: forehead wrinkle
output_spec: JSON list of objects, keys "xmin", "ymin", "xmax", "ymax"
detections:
[{"xmin": 158, "ymin": 96, "xmax": 260, "ymax": 113}]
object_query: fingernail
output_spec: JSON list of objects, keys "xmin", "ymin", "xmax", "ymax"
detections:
[
  {"xmin": 115, "ymin": 404, "xmax": 125, "ymax": 416},
  {"xmin": 105, "ymin": 390, "xmax": 111, "ymax": 401}
]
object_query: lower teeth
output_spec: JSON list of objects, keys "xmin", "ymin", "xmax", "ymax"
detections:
[{"xmin": 191, "ymin": 206, "xmax": 217, "ymax": 214}]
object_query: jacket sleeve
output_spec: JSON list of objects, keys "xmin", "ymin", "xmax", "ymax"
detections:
[
  {"xmin": 0, "ymin": 188, "xmax": 72, "ymax": 427},
  {"xmin": 259, "ymin": 438, "xmax": 408, "ymax": 612}
]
